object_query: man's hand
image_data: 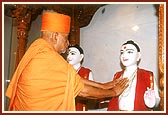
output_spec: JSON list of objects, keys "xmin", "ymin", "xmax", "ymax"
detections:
[
  {"xmin": 79, "ymin": 77, "xmax": 129, "ymax": 99},
  {"xmin": 102, "ymin": 78, "xmax": 129, "ymax": 90},
  {"xmin": 110, "ymin": 78, "xmax": 129, "ymax": 97}
]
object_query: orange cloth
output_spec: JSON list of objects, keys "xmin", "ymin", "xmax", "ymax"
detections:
[
  {"xmin": 41, "ymin": 12, "xmax": 71, "ymax": 34},
  {"xmin": 6, "ymin": 38, "xmax": 84, "ymax": 111}
]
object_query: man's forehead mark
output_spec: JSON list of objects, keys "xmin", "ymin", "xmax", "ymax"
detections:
[{"xmin": 124, "ymin": 46, "xmax": 126, "ymax": 49}]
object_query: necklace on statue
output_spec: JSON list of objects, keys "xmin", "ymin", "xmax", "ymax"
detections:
[{"xmin": 120, "ymin": 69, "xmax": 137, "ymax": 97}]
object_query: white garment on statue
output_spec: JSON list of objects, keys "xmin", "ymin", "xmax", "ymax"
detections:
[
  {"xmin": 119, "ymin": 71, "xmax": 160, "ymax": 110},
  {"xmin": 119, "ymin": 74, "xmax": 137, "ymax": 111},
  {"xmin": 88, "ymin": 72, "xmax": 94, "ymax": 81}
]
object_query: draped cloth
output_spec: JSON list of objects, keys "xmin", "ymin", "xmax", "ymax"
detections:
[
  {"xmin": 78, "ymin": 67, "xmax": 91, "ymax": 80},
  {"xmin": 6, "ymin": 38, "xmax": 84, "ymax": 111}
]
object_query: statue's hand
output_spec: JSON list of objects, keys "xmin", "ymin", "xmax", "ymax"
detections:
[{"xmin": 144, "ymin": 87, "xmax": 156, "ymax": 108}]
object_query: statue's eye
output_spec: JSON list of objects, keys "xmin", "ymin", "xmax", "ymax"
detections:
[
  {"xmin": 120, "ymin": 51, "xmax": 123, "ymax": 55},
  {"xmin": 127, "ymin": 51, "xmax": 133, "ymax": 54},
  {"xmin": 71, "ymin": 52, "xmax": 76, "ymax": 55}
]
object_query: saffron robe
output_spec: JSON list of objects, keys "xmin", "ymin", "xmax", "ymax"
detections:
[
  {"xmin": 6, "ymin": 38, "xmax": 84, "ymax": 111},
  {"xmin": 107, "ymin": 68, "xmax": 154, "ymax": 111},
  {"xmin": 76, "ymin": 67, "xmax": 91, "ymax": 111}
]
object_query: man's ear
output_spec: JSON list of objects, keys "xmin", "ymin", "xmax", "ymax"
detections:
[
  {"xmin": 80, "ymin": 54, "xmax": 84, "ymax": 62},
  {"xmin": 137, "ymin": 52, "xmax": 141, "ymax": 61},
  {"xmin": 52, "ymin": 32, "xmax": 58, "ymax": 43}
]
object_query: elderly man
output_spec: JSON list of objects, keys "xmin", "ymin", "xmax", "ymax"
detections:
[{"xmin": 6, "ymin": 11, "xmax": 128, "ymax": 111}]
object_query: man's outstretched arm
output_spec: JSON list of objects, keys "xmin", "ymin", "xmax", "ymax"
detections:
[{"xmin": 79, "ymin": 78, "xmax": 128, "ymax": 99}]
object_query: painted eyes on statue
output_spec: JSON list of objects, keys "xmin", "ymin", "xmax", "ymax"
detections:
[
  {"xmin": 127, "ymin": 51, "xmax": 134, "ymax": 54},
  {"xmin": 71, "ymin": 52, "xmax": 76, "ymax": 55},
  {"xmin": 120, "ymin": 50, "xmax": 134, "ymax": 55},
  {"xmin": 67, "ymin": 51, "xmax": 77, "ymax": 55}
]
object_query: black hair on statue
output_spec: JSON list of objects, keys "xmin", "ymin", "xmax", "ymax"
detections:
[
  {"xmin": 68, "ymin": 44, "xmax": 84, "ymax": 54},
  {"xmin": 122, "ymin": 40, "xmax": 140, "ymax": 52}
]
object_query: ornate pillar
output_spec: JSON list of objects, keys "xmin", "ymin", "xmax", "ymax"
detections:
[
  {"xmin": 69, "ymin": 6, "xmax": 76, "ymax": 46},
  {"xmin": 158, "ymin": 4, "xmax": 164, "ymax": 111},
  {"xmin": 69, "ymin": 5, "xmax": 80, "ymax": 46},
  {"xmin": 12, "ymin": 5, "xmax": 31, "ymax": 67}
]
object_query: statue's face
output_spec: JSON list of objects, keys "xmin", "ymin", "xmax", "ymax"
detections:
[
  {"xmin": 120, "ymin": 44, "xmax": 140, "ymax": 67},
  {"xmin": 67, "ymin": 47, "xmax": 83, "ymax": 66}
]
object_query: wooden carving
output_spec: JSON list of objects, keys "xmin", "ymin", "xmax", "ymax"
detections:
[
  {"xmin": 158, "ymin": 4, "xmax": 164, "ymax": 111},
  {"xmin": 11, "ymin": 4, "xmax": 31, "ymax": 67}
]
